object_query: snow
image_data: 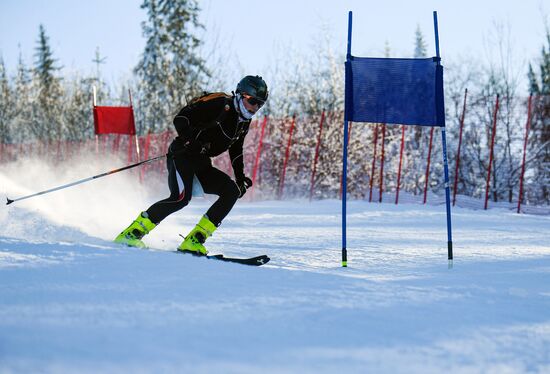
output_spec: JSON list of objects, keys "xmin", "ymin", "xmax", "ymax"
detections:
[{"xmin": 1, "ymin": 162, "xmax": 550, "ymax": 373}]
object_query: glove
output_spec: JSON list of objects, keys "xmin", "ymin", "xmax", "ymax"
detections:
[{"xmin": 236, "ymin": 176, "xmax": 253, "ymax": 198}]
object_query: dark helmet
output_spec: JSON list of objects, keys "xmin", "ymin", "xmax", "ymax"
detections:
[{"xmin": 236, "ymin": 75, "xmax": 268, "ymax": 103}]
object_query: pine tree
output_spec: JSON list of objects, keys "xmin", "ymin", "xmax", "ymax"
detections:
[
  {"xmin": 33, "ymin": 24, "xmax": 64, "ymax": 140},
  {"xmin": 404, "ymin": 27, "xmax": 429, "ymax": 196},
  {"xmin": 91, "ymin": 46, "xmax": 109, "ymax": 105},
  {"xmin": 64, "ymin": 74, "xmax": 94, "ymax": 141},
  {"xmin": 0, "ymin": 55, "xmax": 13, "ymax": 144},
  {"xmin": 12, "ymin": 48, "xmax": 33, "ymax": 143},
  {"xmin": 413, "ymin": 25, "xmax": 428, "ymax": 58},
  {"xmin": 135, "ymin": 0, "xmax": 169, "ymax": 133},
  {"xmin": 135, "ymin": 0, "xmax": 208, "ymax": 133},
  {"xmin": 527, "ymin": 29, "xmax": 550, "ymax": 203},
  {"xmin": 159, "ymin": 0, "xmax": 209, "ymax": 105}
]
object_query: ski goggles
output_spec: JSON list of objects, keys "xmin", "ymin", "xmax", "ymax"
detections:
[{"xmin": 242, "ymin": 94, "xmax": 265, "ymax": 107}]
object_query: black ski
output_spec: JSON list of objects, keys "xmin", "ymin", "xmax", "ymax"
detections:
[
  {"xmin": 114, "ymin": 241, "xmax": 270, "ymax": 266},
  {"xmin": 177, "ymin": 250, "xmax": 270, "ymax": 266},
  {"xmin": 206, "ymin": 254, "xmax": 270, "ymax": 266}
]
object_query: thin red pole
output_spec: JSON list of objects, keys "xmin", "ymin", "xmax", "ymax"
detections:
[
  {"xmin": 142, "ymin": 132, "xmax": 151, "ymax": 179},
  {"xmin": 279, "ymin": 114, "xmax": 297, "ymax": 199},
  {"xmin": 309, "ymin": 110, "xmax": 325, "ymax": 201},
  {"xmin": 484, "ymin": 94, "xmax": 500, "ymax": 210},
  {"xmin": 136, "ymin": 135, "xmax": 144, "ymax": 183},
  {"xmin": 102, "ymin": 134, "xmax": 107, "ymax": 155},
  {"xmin": 453, "ymin": 88, "xmax": 468, "ymax": 206},
  {"xmin": 517, "ymin": 94, "xmax": 533, "ymax": 214},
  {"xmin": 127, "ymin": 135, "xmax": 133, "ymax": 164},
  {"xmin": 423, "ymin": 127, "xmax": 435, "ymax": 204},
  {"xmin": 93, "ymin": 87, "xmax": 98, "ymax": 157},
  {"xmin": 368, "ymin": 124, "xmax": 379, "ymax": 202},
  {"xmin": 129, "ymin": 89, "xmax": 140, "ymax": 167},
  {"xmin": 110, "ymin": 135, "xmax": 115, "ymax": 157},
  {"xmin": 251, "ymin": 116, "xmax": 268, "ymax": 200},
  {"xmin": 339, "ymin": 121, "xmax": 353, "ymax": 200},
  {"xmin": 246, "ymin": 119, "xmax": 257, "ymax": 175},
  {"xmin": 395, "ymin": 126, "xmax": 406, "ymax": 204},
  {"xmin": 113, "ymin": 134, "xmax": 121, "ymax": 153},
  {"xmin": 158, "ymin": 130, "xmax": 170, "ymax": 175},
  {"xmin": 378, "ymin": 124, "xmax": 386, "ymax": 202}
]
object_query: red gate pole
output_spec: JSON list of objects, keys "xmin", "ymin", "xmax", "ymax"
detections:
[
  {"xmin": 484, "ymin": 94, "xmax": 500, "ymax": 210},
  {"xmin": 114, "ymin": 134, "xmax": 121, "ymax": 153},
  {"xmin": 378, "ymin": 124, "xmax": 386, "ymax": 202},
  {"xmin": 141, "ymin": 131, "xmax": 151, "ymax": 180},
  {"xmin": 339, "ymin": 121, "xmax": 353, "ymax": 199},
  {"xmin": 368, "ymin": 124, "xmax": 379, "ymax": 202},
  {"xmin": 423, "ymin": 127, "xmax": 435, "ymax": 204},
  {"xmin": 127, "ymin": 135, "xmax": 133, "ymax": 164},
  {"xmin": 395, "ymin": 125, "xmax": 406, "ymax": 204},
  {"xmin": 251, "ymin": 115, "xmax": 268, "ymax": 201},
  {"xmin": 102, "ymin": 135, "xmax": 108, "ymax": 156},
  {"xmin": 279, "ymin": 114, "xmax": 297, "ymax": 200},
  {"xmin": 160, "ymin": 130, "xmax": 170, "ymax": 174},
  {"xmin": 453, "ymin": 88, "xmax": 468, "ymax": 206},
  {"xmin": 309, "ymin": 110, "xmax": 325, "ymax": 201},
  {"xmin": 244, "ymin": 118, "xmax": 257, "ymax": 180},
  {"xmin": 517, "ymin": 94, "xmax": 533, "ymax": 214}
]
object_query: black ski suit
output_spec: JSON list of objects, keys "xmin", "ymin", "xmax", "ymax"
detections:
[{"xmin": 145, "ymin": 92, "xmax": 251, "ymax": 226}]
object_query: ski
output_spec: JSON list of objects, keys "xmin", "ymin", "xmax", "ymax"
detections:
[
  {"xmin": 114, "ymin": 241, "xmax": 270, "ymax": 266},
  {"xmin": 205, "ymin": 254, "xmax": 270, "ymax": 266},
  {"xmin": 177, "ymin": 251, "xmax": 270, "ymax": 266}
]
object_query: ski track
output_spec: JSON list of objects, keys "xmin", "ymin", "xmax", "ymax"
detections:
[{"xmin": 1, "ymin": 198, "xmax": 549, "ymax": 373}]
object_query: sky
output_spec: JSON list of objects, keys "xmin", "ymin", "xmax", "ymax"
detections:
[{"xmin": 0, "ymin": 0, "xmax": 548, "ymax": 91}]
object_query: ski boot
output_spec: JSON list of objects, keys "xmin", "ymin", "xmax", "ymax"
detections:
[
  {"xmin": 178, "ymin": 215, "xmax": 217, "ymax": 256},
  {"xmin": 114, "ymin": 212, "xmax": 156, "ymax": 248}
]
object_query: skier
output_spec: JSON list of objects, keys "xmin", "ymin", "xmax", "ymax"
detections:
[{"xmin": 114, "ymin": 75, "xmax": 268, "ymax": 255}]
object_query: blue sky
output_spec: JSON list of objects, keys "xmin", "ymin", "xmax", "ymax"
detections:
[{"xmin": 0, "ymin": 0, "xmax": 548, "ymax": 90}]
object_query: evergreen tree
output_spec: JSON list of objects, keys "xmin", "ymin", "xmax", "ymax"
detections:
[
  {"xmin": 0, "ymin": 55, "xmax": 13, "ymax": 144},
  {"xmin": 135, "ymin": 0, "xmax": 208, "ymax": 133},
  {"xmin": 33, "ymin": 24, "xmax": 64, "ymax": 140},
  {"xmin": 91, "ymin": 46, "xmax": 109, "ymax": 105},
  {"xmin": 64, "ymin": 74, "xmax": 94, "ymax": 141},
  {"xmin": 135, "ymin": 0, "xmax": 169, "ymax": 133},
  {"xmin": 413, "ymin": 25, "xmax": 428, "ymax": 58},
  {"xmin": 11, "ymin": 48, "xmax": 33, "ymax": 143},
  {"xmin": 159, "ymin": 0, "xmax": 209, "ymax": 105},
  {"xmin": 404, "ymin": 27, "xmax": 429, "ymax": 195},
  {"xmin": 527, "ymin": 29, "xmax": 550, "ymax": 203},
  {"xmin": 34, "ymin": 25, "xmax": 60, "ymax": 94}
]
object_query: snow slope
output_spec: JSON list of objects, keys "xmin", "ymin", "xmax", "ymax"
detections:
[{"xmin": 1, "ymin": 160, "xmax": 550, "ymax": 373}]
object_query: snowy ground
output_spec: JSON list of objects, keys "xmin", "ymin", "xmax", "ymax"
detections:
[{"xmin": 1, "ymin": 159, "xmax": 550, "ymax": 373}]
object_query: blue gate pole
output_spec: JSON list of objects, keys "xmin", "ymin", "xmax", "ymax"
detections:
[
  {"xmin": 433, "ymin": 11, "xmax": 454, "ymax": 265},
  {"xmin": 341, "ymin": 11, "xmax": 353, "ymax": 267}
]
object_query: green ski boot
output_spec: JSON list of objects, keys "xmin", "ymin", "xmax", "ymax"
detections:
[
  {"xmin": 114, "ymin": 212, "xmax": 156, "ymax": 248},
  {"xmin": 178, "ymin": 215, "xmax": 218, "ymax": 256}
]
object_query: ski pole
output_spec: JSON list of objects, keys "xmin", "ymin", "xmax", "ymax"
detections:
[{"xmin": 6, "ymin": 154, "xmax": 167, "ymax": 205}]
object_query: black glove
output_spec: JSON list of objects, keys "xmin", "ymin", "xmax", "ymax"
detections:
[{"xmin": 236, "ymin": 176, "xmax": 253, "ymax": 198}]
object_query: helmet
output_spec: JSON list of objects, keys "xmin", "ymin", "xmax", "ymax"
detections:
[{"xmin": 236, "ymin": 75, "xmax": 268, "ymax": 103}]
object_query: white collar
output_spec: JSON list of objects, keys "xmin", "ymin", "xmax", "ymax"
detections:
[{"xmin": 234, "ymin": 94, "xmax": 254, "ymax": 121}]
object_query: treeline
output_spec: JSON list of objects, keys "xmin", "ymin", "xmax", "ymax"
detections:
[{"xmin": 0, "ymin": 1, "xmax": 548, "ymax": 205}]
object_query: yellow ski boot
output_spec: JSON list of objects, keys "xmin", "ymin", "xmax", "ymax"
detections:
[
  {"xmin": 178, "ymin": 215, "xmax": 218, "ymax": 256},
  {"xmin": 114, "ymin": 212, "xmax": 156, "ymax": 248}
]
